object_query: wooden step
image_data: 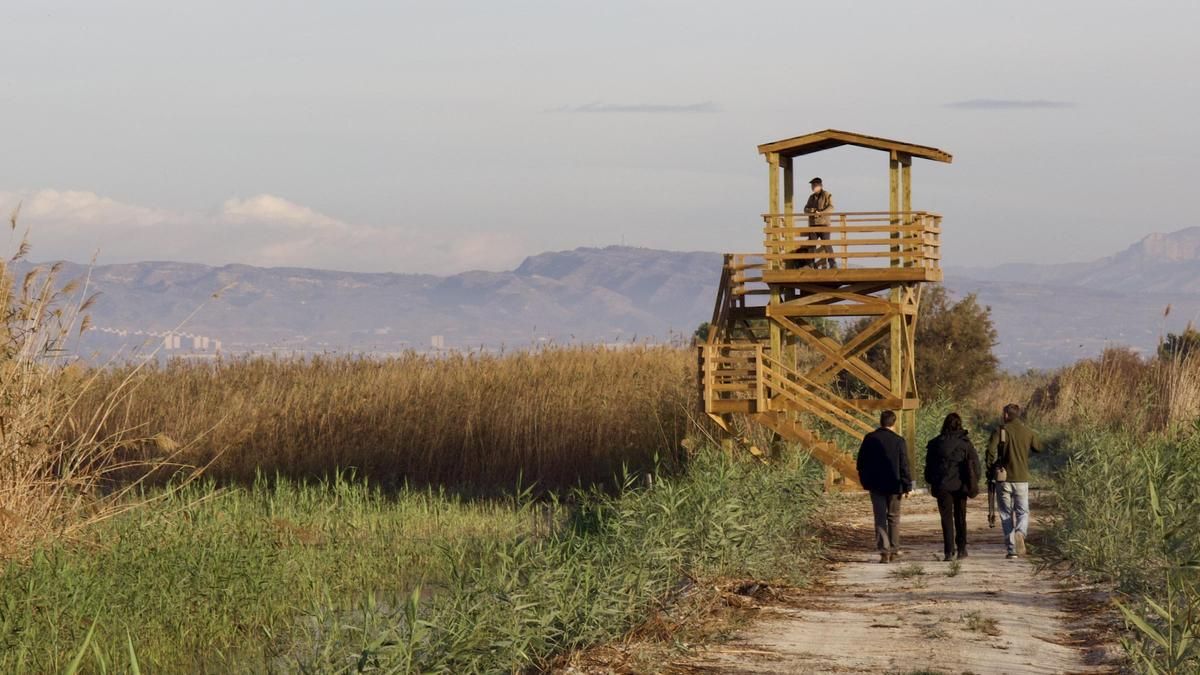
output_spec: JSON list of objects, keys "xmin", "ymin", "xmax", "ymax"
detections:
[{"xmin": 753, "ymin": 412, "xmax": 861, "ymax": 487}]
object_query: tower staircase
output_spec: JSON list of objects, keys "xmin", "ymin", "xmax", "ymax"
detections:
[{"xmin": 699, "ymin": 130, "xmax": 951, "ymax": 488}]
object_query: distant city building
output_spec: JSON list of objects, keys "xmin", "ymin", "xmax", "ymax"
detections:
[{"xmin": 431, "ymin": 335, "xmax": 445, "ymax": 350}]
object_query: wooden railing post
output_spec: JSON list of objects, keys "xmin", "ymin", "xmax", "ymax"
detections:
[
  {"xmin": 839, "ymin": 214, "xmax": 848, "ymax": 269},
  {"xmin": 755, "ymin": 344, "xmax": 766, "ymax": 412}
]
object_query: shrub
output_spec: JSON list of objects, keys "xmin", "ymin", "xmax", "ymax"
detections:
[{"xmin": 852, "ymin": 285, "xmax": 998, "ymax": 400}]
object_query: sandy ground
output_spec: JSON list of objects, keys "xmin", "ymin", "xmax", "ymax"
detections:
[{"xmin": 678, "ymin": 491, "xmax": 1122, "ymax": 675}]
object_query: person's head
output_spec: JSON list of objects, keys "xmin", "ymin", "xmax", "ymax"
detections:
[
  {"xmin": 1002, "ymin": 403, "xmax": 1021, "ymax": 422},
  {"xmin": 941, "ymin": 412, "xmax": 963, "ymax": 435},
  {"xmin": 809, "ymin": 177, "xmax": 823, "ymax": 193},
  {"xmin": 880, "ymin": 410, "xmax": 897, "ymax": 429}
]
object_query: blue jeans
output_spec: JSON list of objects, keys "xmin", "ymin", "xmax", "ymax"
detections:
[{"xmin": 998, "ymin": 481, "xmax": 1029, "ymax": 554}]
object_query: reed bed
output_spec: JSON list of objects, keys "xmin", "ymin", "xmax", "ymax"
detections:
[
  {"xmin": 997, "ymin": 348, "xmax": 1200, "ymax": 672},
  {"xmin": 968, "ymin": 347, "xmax": 1200, "ymax": 435},
  {"xmin": 79, "ymin": 347, "xmax": 698, "ymax": 491}
]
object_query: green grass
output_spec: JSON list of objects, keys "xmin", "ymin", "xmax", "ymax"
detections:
[
  {"xmin": 1045, "ymin": 427, "xmax": 1200, "ymax": 672},
  {"xmin": 0, "ymin": 449, "xmax": 824, "ymax": 673},
  {"xmin": 945, "ymin": 559, "xmax": 962, "ymax": 577}
]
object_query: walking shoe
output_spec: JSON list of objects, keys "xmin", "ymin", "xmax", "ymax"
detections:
[
  {"xmin": 1015, "ymin": 531, "xmax": 1026, "ymax": 556},
  {"xmin": 879, "ymin": 551, "xmax": 891, "ymax": 564},
  {"xmin": 1006, "ymin": 552, "xmax": 1018, "ymax": 559},
  {"xmin": 957, "ymin": 549, "xmax": 968, "ymax": 559},
  {"xmin": 944, "ymin": 552, "xmax": 957, "ymax": 562}
]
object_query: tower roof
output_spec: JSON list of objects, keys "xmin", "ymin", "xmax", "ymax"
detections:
[{"xmin": 757, "ymin": 129, "xmax": 952, "ymax": 163}]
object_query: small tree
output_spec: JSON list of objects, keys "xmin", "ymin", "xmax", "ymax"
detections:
[
  {"xmin": 915, "ymin": 286, "xmax": 999, "ymax": 399},
  {"xmin": 1158, "ymin": 327, "xmax": 1200, "ymax": 361},
  {"xmin": 852, "ymin": 285, "xmax": 999, "ymax": 399}
]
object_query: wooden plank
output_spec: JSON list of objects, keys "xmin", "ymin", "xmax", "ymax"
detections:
[
  {"xmin": 797, "ymin": 313, "xmax": 894, "ymax": 390},
  {"xmin": 767, "ymin": 152, "xmax": 783, "ymax": 364},
  {"xmin": 709, "ymin": 399, "xmax": 756, "ymax": 414},
  {"xmin": 783, "ymin": 155, "xmax": 794, "ymax": 231},
  {"xmin": 707, "ymin": 413, "xmax": 732, "ymax": 432},
  {"xmin": 762, "ymin": 266, "xmax": 940, "ymax": 281},
  {"xmin": 770, "ymin": 304, "xmax": 893, "ymax": 318},
  {"xmin": 756, "ymin": 129, "xmax": 952, "ymax": 164},
  {"xmin": 760, "ymin": 371, "xmax": 873, "ymax": 438},
  {"xmin": 793, "ymin": 281, "xmax": 893, "ymax": 297},
  {"xmin": 710, "ymin": 383, "xmax": 756, "ymax": 392},
  {"xmin": 776, "ymin": 289, "xmax": 891, "ymax": 309},
  {"xmin": 761, "ymin": 268, "xmax": 941, "ymax": 283},
  {"xmin": 761, "ymin": 224, "xmax": 936, "ymax": 235},
  {"xmin": 771, "ymin": 236, "xmax": 930, "ymax": 248},
  {"xmin": 763, "ymin": 250, "xmax": 939, "ymax": 260},
  {"xmin": 772, "ymin": 314, "xmax": 894, "ymax": 396},
  {"xmin": 763, "ymin": 210, "xmax": 931, "ymax": 216}
]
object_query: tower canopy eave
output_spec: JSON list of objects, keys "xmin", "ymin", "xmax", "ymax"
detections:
[{"xmin": 757, "ymin": 129, "xmax": 952, "ymax": 163}]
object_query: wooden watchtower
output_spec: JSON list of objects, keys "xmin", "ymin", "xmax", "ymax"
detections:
[{"xmin": 700, "ymin": 130, "xmax": 952, "ymax": 487}]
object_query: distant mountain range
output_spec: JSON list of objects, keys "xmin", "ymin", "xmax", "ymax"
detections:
[{"xmin": 37, "ymin": 227, "xmax": 1200, "ymax": 370}]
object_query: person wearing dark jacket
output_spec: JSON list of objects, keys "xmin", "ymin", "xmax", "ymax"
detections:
[
  {"xmin": 856, "ymin": 410, "xmax": 913, "ymax": 563},
  {"xmin": 924, "ymin": 413, "xmax": 982, "ymax": 562}
]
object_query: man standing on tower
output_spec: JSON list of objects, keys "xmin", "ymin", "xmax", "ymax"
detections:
[{"xmin": 803, "ymin": 177, "xmax": 836, "ymax": 269}]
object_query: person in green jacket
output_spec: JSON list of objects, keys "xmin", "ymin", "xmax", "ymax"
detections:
[{"xmin": 985, "ymin": 403, "xmax": 1042, "ymax": 559}]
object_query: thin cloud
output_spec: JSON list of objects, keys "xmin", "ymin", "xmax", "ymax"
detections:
[
  {"xmin": 555, "ymin": 101, "xmax": 719, "ymax": 114},
  {"xmin": 944, "ymin": 99, "xmax": 1075, "ymax": 110},
  {"xmin": 0, "ymin": 189, "xmax": 524, "ymax": 273}
]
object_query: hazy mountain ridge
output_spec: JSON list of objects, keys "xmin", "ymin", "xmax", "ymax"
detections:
[
  {"xmin": 29, "ymin": 229, "xmax": 1200, "ymax": 369},
  {"xmin": 947, "ymin": 227, "xmax": 1200, "ymax": 293}
]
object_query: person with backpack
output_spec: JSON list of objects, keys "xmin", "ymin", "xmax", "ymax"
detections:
[
  {"xmin": 986, "ymin": 403, "xmax": 1043, "ymax": 559},
  {"xmin": 856, "ymin": 410, "xmax": 913, "ymax": 563},
  {"xmin": 924, "ymin": 412, "xmax": 982, "ymax": 562}
]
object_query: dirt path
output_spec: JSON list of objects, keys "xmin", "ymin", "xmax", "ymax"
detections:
[{"xmin": 679, "ymin": 491, "xmax": 1121, "ymax": 675}]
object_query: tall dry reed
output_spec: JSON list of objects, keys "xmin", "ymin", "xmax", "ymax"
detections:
[
  {"xmin": 0, "ymin": 212, "xmax": 187, "ymax": 554},
  {"xmin": 1019, "ymin": 347, "xmax": 1200, "ymax": 433},
  {"xmin": 77, "ymin": 347, "xmax": 698, "ymax": 490}
]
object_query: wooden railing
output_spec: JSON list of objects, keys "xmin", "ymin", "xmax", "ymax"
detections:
[
  {"xmin": 756, "ymin": 350, "xmax": 875, "ymax": 437},
  {"xmin": 699, "ymin": 344, "xmax": 875, "ymax": 437},
  {"xmin": 762, "ymin": 211, "xmax": 941, "ymax": 271},
  {"xmin": 705, "ymin": 253, "xmax": 767, "ymax": 345},
  {"xmin": 698, "ymin": 343, "xmax": 759, "ymax": 414}
]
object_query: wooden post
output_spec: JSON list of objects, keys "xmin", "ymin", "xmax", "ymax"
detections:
[
  {"xmin": 887, "ymin": 153, "xmax": 910, "ymax": 464},
  {"xmin": 900, "ymin": 155, "xmax": 917, "ymax": 465},
  {"xmin": 839, "ymin": 213, "xmax": 848, "ymax": 269},
  {"xmin": 755, "ymin": 345, "xmax": 766, "ymax": 412},
  {"xmin": 781, "ymin": 156, "xmax": 796, "ymax": 368},
  {"xmin": 901, "ymin": 154, "xmax": 912, "ymax": 268},
  {"xmin": 889, "ymin": 152, "xmax": 900, "ymax": 268},
  {"xmin": 767, "ymin": 153, "xmax": 783, "ymax": 369},
  {"xmin": 783, "ymin": 156, "xmax": 794, "ymax": 230}
]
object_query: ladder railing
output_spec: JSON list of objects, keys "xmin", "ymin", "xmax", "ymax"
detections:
[{"xmin": 757, "ymin": 350, "xmax": 875, "ymax": 438}]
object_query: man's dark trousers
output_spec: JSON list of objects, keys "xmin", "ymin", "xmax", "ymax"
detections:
[
  {"xmin": 935, "ymin": 491, "xmax": 968, "ymax": 558},
  {"xmin": 870, "ymin": 491, "xmax": 901, "ymax": 553}
]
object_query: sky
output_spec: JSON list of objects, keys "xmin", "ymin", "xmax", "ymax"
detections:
[{"xmin": 1, "ymin": 0, "xmax": 1197, "ymax": 274}]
